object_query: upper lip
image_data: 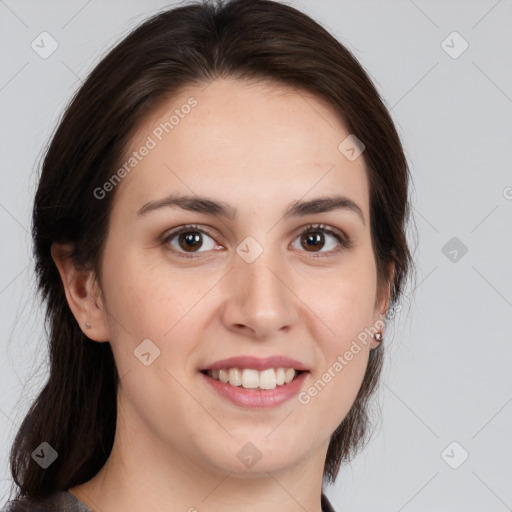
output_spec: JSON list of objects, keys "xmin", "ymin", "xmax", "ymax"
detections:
[{"xmin": 201, "ymin": 356, "xmax": 310, "ymax": 372}]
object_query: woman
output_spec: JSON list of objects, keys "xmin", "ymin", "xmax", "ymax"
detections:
[{"xmin": 2, "ymin": 0, "xmax": 414, "ymax": 510}]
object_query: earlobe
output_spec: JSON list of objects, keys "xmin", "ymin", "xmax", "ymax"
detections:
[
  {"xmin": 372, "ymin": 259, "xmax": 395, "ymax": 350},
  {"xmin": 51, "ymin": 242, "xmax": 109, "ymax": 342}
]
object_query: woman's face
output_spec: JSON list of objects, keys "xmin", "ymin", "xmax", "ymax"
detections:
[{"xmin": 95, "ymin": 78, "xmax": 388, "ymax": 477}]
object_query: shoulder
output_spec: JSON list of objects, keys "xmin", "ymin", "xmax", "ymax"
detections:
[
  {"xmin": 1, "ymin": 491, "xmax": 92, "ymax": 512},
  {"xmin": 321, "ymin": 492, "xmax": 338, "ymax": 512},
  {"xmin": 4, "ymin": 491, "xmax": 336, "ymax": 512}
]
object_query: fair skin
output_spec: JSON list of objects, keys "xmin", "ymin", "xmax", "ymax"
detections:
[{"xmin": 53, "ymin": 78, "xmax": 392, "ymax": 512}]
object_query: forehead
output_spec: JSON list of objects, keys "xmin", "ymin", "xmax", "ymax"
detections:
[{"xmin": 110, "ymin": 77, "xmax": 369, "ymax": 219}]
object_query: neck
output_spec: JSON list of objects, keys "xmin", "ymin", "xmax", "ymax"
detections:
[{"xmin": 69, "ymin": 405, "xmax": 329, "ymax": 512}]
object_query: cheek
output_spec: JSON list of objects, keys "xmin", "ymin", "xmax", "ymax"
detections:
[
  {"xmin": 101, "ymin": 248, "xmax": 206, "ymax": 339},
  {"xmin": 309, "ymin": 280, "xmax": 374, "ymax": 382},
  {"xmin": 305, "ymin": 256, "xmax": 378, "ymax": 342},
  {"xmin": 299, "ymin": 254, "xmax": 377, "ymax": 403},
  {"xmin": 99, "ymin": 254, "xmax": 205, "ymax": 402},
  {"xmin": 298, "ymin": 278, "xmax": 374, "ymax": 424},
  {"xmin": 99, "ymin": 251, "xmax": 225, "ymax": 391}
]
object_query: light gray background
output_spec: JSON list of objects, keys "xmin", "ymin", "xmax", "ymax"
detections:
[{"xmin": 1, "ymin": 0, "xmax": 511, "ymax": 510}]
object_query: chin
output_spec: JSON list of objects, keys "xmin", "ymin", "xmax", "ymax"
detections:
[{"xmin": 198, "ymin": 435, "xmax": 311, "ymax": 476}]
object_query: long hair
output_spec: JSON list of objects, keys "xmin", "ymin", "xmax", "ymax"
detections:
[{"xmin": 8, "ymin": 0, "xmax": 414, "ymax": 498}]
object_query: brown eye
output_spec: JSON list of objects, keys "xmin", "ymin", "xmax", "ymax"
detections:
[
  {"xmin": 177, "ymin": 231, "xmax": 203, "ymax": 252},
  {"xmin": 292, "ymin": 224, "xmax": 349, "ymax": 256},
  {"xmin": 163, "ymin": 225, "xmax": 218, "ymax": 258},
  {"xmin": 301, "ymin": 231, "xmax": 326, "ymax": 252}
]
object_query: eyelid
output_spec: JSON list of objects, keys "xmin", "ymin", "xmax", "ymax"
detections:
[
  {"xmin": 161, "ymin": 223, "xmax": 218, "ymax": 242},
  {"xmin": 292, "ymin": 223, "xmax": 353, "ymax": 256},
  {"xmin": 160, "ymin": 224, "xmax": 221, "ymax": 258},
  {"xmin": 161, "ymin": 222, "xmax": 352, "ymax": 259}
]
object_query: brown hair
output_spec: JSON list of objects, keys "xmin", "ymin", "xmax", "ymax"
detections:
[{"xmin": 8, "ymin": 0, "xmax": 414, "ymax": 499}]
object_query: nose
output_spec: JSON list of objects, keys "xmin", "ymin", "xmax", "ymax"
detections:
[{"xmin": 220, "ymin": 247, "xmax": 299, "ymax": 339}]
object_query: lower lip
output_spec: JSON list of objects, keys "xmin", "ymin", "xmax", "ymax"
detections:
[{"xmin": 200, "ymin": 371, "xmax": 309, "ymax": 409}]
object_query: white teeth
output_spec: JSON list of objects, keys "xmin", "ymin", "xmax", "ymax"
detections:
[
  {"xmin": 207, "ymin": 367, "xmax": 300, "ymax": 390},
  {"xmin": 259, "ymin": 368, "xmax": 277, "ymax": 390},
  {"xmin": 284, "ymin": 368, "xmax": 295, "ymax": 384},
  {"xmin": 241, "ymin": 369, "xmax": 260, "ymax": 389},
  {"xmin": 228, "ymin": 368, "xmax": 242, "ymax": 386}
]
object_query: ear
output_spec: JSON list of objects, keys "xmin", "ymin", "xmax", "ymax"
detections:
[
  {"xmin": 371, "ymin": 258, "xmax": 395, "ymax": 349},
  {"xmin": 51, "ymin": 242, "xmax": 109, "ymax": 342},
  {"xmin": 378, "ymin": 258, "xmax": 395, "ymax": 315}
]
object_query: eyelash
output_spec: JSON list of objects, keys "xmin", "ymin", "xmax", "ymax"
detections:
[{"xmin": 161, "ymin": 223, "xmax": 352, "ymax": 259}]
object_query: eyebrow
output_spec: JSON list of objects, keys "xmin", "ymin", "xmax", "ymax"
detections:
[{"xmin": 136, "ymin": 193, "xmax": 365, "ymax": 224}]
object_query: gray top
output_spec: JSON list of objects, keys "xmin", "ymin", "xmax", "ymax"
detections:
[
  {"xmin": 1, "ymin": 491, "xmax": 92, "ymax": 511},
  {"xmin": 2, "ymin": 490, "xmax": 337, "ymax": 511}
]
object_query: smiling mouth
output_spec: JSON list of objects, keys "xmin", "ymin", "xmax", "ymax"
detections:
[{"xmin": 200, "ymin": 368, "xmax": 307, "ymax": 391}]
